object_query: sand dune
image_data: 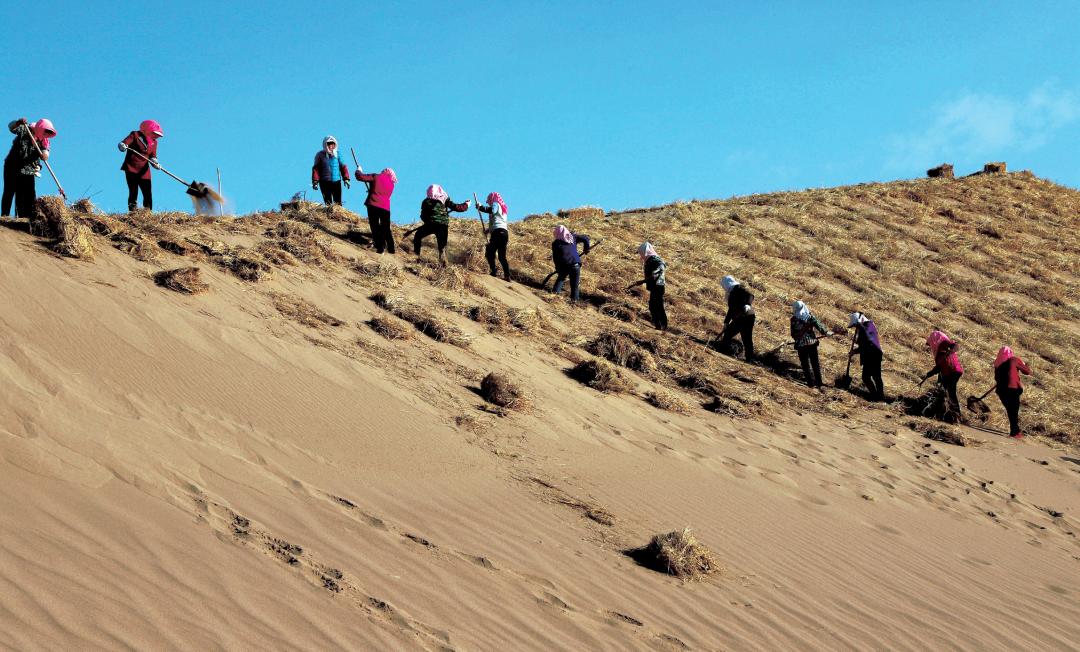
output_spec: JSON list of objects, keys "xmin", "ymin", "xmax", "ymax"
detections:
[{"xmin": 1, "ymin": 187, "xmax": 1078, "ymax": 650}]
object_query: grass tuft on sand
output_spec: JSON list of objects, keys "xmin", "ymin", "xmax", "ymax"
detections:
[
  {"xmin": 480, "ymin": 372, "xmax": 531, "ymax": 411},
  {"xmin": 154, "ymin": 267, "xmax": 209, "ymax": 294},
  {"xmin": 625, "ymin": 528, "xmax": 721, "ymax": 580}
]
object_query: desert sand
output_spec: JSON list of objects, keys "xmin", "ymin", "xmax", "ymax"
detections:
[{"xmin": 1, "ymin": 180, "xmax": 1078, "ymax": 650}]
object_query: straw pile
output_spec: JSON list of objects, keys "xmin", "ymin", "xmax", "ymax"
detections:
[
  {"xmin": 645, "ymin": 389, "xmax": 693, "ymax": 414},
  {"xmin": 927, "ymin": 163, "xmax": 954, "ymax": 178},
  {"xmin": 569, "ymin": 359, "xmax": 633, "ymax": 393},
  {"xmin": 154, "ymin": 267, "xmax": 209, "ymax": 294},
  {"xmin": 368, "ymin": 316, "xmax": 413, "ymax": 340},
  {"xmin": 626, "ymin": 528, "xmax": 720, "ymax": 580},
  {"xmin": 557, "ymin": 206, "xmax": 604, "ymax": 221},
  {"xmin": 272, "ymin": 293, "xmax": 343, "ymax": 330},
  {"xmin": 480, "ymin": 372, "xmax": 530, "ymax": 411},
  {"xmin": 370, "ymin": 292, "xmax": 471, "ymax": 347}
]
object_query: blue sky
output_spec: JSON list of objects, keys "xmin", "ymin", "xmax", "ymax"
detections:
[{"xmin": 7, "ymin": 1, "xmax": 1080, "ymax": 219}]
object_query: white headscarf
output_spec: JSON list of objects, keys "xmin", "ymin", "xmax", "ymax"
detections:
[
  {"xmin": 323, "ymin": 136, "xmax": 338, "ymax": 156},
  {"xmin": 638, "ymin": 242, "xmax": 657, "ymax": 263},
  {"xmin": 849, "ymin": 311, "xmax": 869, "ymax": 327},
  {"xmin": 721, "ymin": 275, "xmax": 740, "ymax": 297},
  {"xmin": 792, "ymin": 300, "xmax": 811, "ymax": 322}
]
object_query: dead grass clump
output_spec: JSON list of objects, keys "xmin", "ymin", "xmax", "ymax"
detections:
[
  {"xmin": 569, "ymin": 359, "xmax": 633, "ymax": 393},
  {"xmin": 704, "ymin": 395, "xmax": 749, "ymax": 417},
  {"xmin": 111, "ymin": 232, "xmax": 159, "ymax": 262},
  {"xmin": 31, "ymin": 195, "xmax": 66, "ymax": 237},
  {"xmin": 255, "ymin": 242, "xmax": 298, "ymax": 266},
  {"xmin": 224, "ymin": 251, "xmax": 273, "ymax": 282},
  {"xmin": 271, "ymin": 220, "xmax": 341, "ymax": 266},
  {"xmin": 353, "ymin": 259, "xmax": 403, "ymax": 287},
  {"xmin": 154, "ymin": 267, "xmax": 208, "ymax": 294},
  {"xmin": 927, "ymin": 163, "xmax": 954, "ymax": 178},
  {"xmin": 645, "ymin": 389, "xmax": 693, "ymax": 414},
  {"xmin": 370, "ymin": 292, "xmax": 471, "ymax": 347},
  {"xmin": 480, "ymin": 372, "xmax": 531, "ymax": 411},
  {"xmin": 368, "ymin": 316, "xmax": 412, "ymax": 340},
  {"xmin": 71, "ymin": 198, "xmax": 98, "ymax": 214},
  {"xmin": 75, "ymin": 210, "xmax": 121, "ymax": 236},
  {"xmin": 906, "ymin": 419, "xmax": 973, "ymax": 446},
  {"xmin": 52, "ymin": 216, "xmax": 95, "ymax": 259},
  {"xmin": 625, "ymin": 528, "xmax": 720, "ymax": 580},
  {"xmin": 587, "ymin": 331, "xmax": 659, "ymax": 376},
  {"xmin": 425, "ymin": 264, "xmax": 487, "ymax": 295},
  {"xmin": 272, "ymin": 293, "xmax": 344, "ymax": 329},
  {"xmin": 557, "ymin": 206, "xmax": 604, "ymax": 220},
  {"xmin": 984, "ymin": 162, "xmax": 1007, "ymax": 174}
]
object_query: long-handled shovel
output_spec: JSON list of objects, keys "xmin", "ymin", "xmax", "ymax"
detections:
[
  {"xmin": 834, "ymin": 331, "xmax": 858, "ymax": 389},
  {"xmin": 350, "ymin": 147, "xmax": 371, "ymax": 192},
  {"xmin": 125, "ymin": 148, "xmax": 223, "ymax": 214},
  {"xmin": 23, "ymin": 123, "xmax": 66, "ymax": 201},
  {"xmin": 472, "ymin": 192, "xmax": 488, "ymax": 238},
  {"xmin": 966, "ymin": 385, "xmax": 996, "ymax": 416}
]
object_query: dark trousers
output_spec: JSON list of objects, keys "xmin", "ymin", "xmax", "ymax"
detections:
[
  {"xmin": 486, "ymin": 228, "xmax": 510, "ymax": 278},
  {"xmin": 720, "ymin": 313, "xmax": 756, "ymax": 360},
  {"xmin": 997, "ymin": 388, "xmax": 1022, "ymax": 435},
  {"xmin": 553, "ymin": 264, "xmax": 581, "ymax": 302},
  {"xmin": 941, "ymin": 372, "xmax": 962, "ymax": 418},
  {"xmin": 648, "ymin": 285, "xmax": 668, "ymax": 330},
  {"xmin": 2, "ymin": 164, "xmax": 36, "ymax": 217},
  {"xmin": 367, "ymin": 205, "xmax": 394, "ymax": 254},
  {"xmin": 413, "ymin": 222, "xmax": 449, "ymax": 256},
  {"xmin": 797, "ymin": 343, "xmax": 823, "ymax": 387},
  {"xmin": 126, "ymin": 171, "xmax": 153, "ymax": 211},
  {"xmin": 861, "ymin": 350, "xmax": 884, "ymax": 399},
  {"xmin": 319, "ymin": 180, "xmax": 342, "ymax": 206}
]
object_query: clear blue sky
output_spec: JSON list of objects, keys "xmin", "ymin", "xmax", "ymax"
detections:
[{"xmin": 7, "ymin": 1, "xmax": 1080, "ymax": 219}]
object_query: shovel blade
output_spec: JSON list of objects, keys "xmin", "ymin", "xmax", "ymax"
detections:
[
  {"xmin": 966, "ymin": 395, "xmax": 991, "ymax": 414},
  {"xmin": 834, "ymin": 375, "xmax": 852, "ymax": 389},
  {"xmin": 186, "ymin": 181, "xmax": 225, "ymax": 216}
]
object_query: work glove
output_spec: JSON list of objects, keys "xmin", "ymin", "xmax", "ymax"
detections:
[
  {"xmin": 150, "ymin": 157, "xmax": 161, "ymax": 169},
  {"xmin": 312, "ymin": 181, "xmax": 319, "ymax": 190},
  {"xmin": 343, "ymin": 179, "xmax": 350, "ymax": 189},
  {"xmin": 118, "ymin": 142, "xmax": 128, "ymax": 152}
]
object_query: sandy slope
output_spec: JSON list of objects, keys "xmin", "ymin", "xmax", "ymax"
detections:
[{"xmin": 1, "ymin": 221, "xmax": 1079, "ymax": 651}]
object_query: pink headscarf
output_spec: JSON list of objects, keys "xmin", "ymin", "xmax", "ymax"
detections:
[
  {"xmin": 140, "ymin": 119, "xmax": 163, "ymax": 148},
  {"xmin": 638, "ymin": 242, "xmax": 657, "ymax": 262},
  {"xmin": 427, "ymin": 184, "xmax": 448, "ymax": 202},
  {"xmin": 994, "ymin": 346, "xmax": 1014, "ymax": 368},
  {"xmin": 487, "ymin": 191, "xmax": 507, "ymax": 216},
  {"xmin": 926, "ymin": 330, "xmax": 953, "ymax": 356},
  {"xmin": 382, "ymin": 168, "xmax": 397, "ymax": 183},
  {"xmin": 553, "ymin": 225, "xmax": 574, "ymax": 243},
  {"xmin": 31, "ymin": 119, "xmax": 55, "ymax": 149}
]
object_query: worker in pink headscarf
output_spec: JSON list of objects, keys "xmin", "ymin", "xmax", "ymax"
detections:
[
  {"xmin": 3, "ymin": 117, "xmax": 55, "ymax": 218},
  {"xmin": 355, "ymin": 166, "xmax": 397, "ymax": 254},
  {"xmin": 477, "ymin": 191, "xmax": 511, "ymax": 281},
  {"xmin": 993, "ymin": 346, "xmax": 1032, "ymax": 438},
  {"xmin": 414, "ymin": 184, "xmax": 469, "ymax": 266},
  {"xmin": 118, "ymin": 120, "xmax": 163, "ymax": 211},
  {"xmin": 922, "ymin": 330, "xmax": 964, "ymax": 421}
]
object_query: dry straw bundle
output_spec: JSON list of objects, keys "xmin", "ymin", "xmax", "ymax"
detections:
[
  {"xmin": 480, "ymin": 372, "xmax": 531, "ymax": 411},
  {"xmin": 626, "ymin": 528, "xmax": 721, "ymax": 581},
  {"xmin": 154, "ymin": 267, "xmax": 209, "ymax": 294}
]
